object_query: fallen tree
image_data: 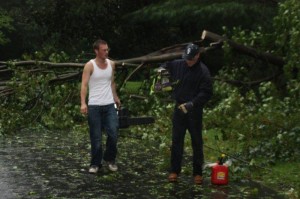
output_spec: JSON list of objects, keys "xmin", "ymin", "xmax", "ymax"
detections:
[{"xmin": 0, "ymin": 30, "xmax": 286, "ymax": 97}]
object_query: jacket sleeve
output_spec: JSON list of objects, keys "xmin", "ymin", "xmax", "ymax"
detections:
[{"xmin": 191, "ymin": 64, "xmax": 213, "ymax": 107}]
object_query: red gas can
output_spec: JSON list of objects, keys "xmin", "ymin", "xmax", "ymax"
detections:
[
  {"xmin": 211, "ymin": 164, "xmax": 229, "ymax": 185},
  {"xmin": 211, "ymin": 154, "xmax": 229, "ymax": 185}
]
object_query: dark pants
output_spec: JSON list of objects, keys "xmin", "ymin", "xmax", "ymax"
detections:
[
  {"xmin": 88, "ymin": 104, "xmax": 119, "ymax": 166},
  {"xmin": 170, "ymin": 106, "xmax": 204, "ymax": 176}
]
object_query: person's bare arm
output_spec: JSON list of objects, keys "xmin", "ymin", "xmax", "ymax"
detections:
[
  {"xmin": 80, "ymin": 62, "xmax": 93, "ymax": 114},
  {"xmin": 110, "ymin": 60, "xmax": 121, "ymax": 108}
]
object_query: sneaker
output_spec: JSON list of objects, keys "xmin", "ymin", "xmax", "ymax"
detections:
[
  {"xmin": 194, "ymin": 175, "xmax": 203, "ymax": 184},
  {"xmin": 107, "ymin": 161, "xmax": 118, "ymax": 172},
  {"xmin": 168, "ymin": 173, "xmax": 178, "ymax": 182},
  {"xmin": 88, "ymin": 165, "xmax": 99, "ymax": 174}
]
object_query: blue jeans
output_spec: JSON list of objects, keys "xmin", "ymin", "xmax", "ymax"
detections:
[
  {"xmin": 170, "ymin": 106, "xmax": 204, "ymax": 176},
  {"xmin": 88, "ymin": 104, "xmax": 119, "ymax": 166}
]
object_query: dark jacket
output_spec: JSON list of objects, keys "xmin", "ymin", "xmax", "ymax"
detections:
[{"xmin": 165, "ymin": 59, "xmax": 213, "ymax": 107}]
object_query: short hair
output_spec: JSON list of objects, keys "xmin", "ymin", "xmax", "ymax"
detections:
[{"xmin": 93, "ymin": 39, "xmax": 107, "ymax": 50}]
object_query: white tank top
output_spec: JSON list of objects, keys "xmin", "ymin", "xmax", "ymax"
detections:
[{"xmin": 88, "ymin": 59, "xmax": 114, "ymax": 105}]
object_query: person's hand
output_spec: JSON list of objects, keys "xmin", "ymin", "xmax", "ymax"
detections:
[
  {"xmin": 114, "ymin": 97, "xmax": 121, "ymax": 109},
  {"xmin": 80, "ymin": 103, "xmax": 88, "ymax": 115},
  {"xmin": 178, "ymin": 102, "xmax": 193, "ymax": 114}
]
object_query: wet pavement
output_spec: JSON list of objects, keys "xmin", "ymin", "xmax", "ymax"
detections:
[{"xmin": 0, "ymin": 128, "xmax": 287, "ymax": 199}]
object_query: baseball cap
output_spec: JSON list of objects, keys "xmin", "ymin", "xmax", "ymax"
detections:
[{"xmin": 182, "ymin": 43, "xmax": 200, "ymax": 60}]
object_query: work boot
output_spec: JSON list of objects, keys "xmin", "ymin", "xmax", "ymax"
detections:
[
  {"xmin": 194, "ymin": 175, "xmax": 203, "ymax": 184},
  {"xmin": 168, "ymin": 173, "xmax": 178, "ymax": 182}
]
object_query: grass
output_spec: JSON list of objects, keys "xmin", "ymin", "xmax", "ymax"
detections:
[
  {"xmin": 253, "ymin": 161, "xmax": 300, "ymax": 198},
  {"xmin": 203, "ymin": 129, "xmax": 300, "ymax": 198},
  {"xmin": 121, "ymin": 81, "xmax": 145, "ymax": 94}
]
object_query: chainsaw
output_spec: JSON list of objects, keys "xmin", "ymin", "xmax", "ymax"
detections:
[
  {"xmin": 151, "ymin": 66, "xmax": 179, "ymax": 93},
  {"xmin": 117, "ymin": 106, "xmax": 155, "ymax": 129}
]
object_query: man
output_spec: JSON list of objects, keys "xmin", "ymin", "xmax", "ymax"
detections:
[
  {"xmin": 164, "ymin": 43, "xmax": 213, "ymax": 184},
  {"xmin": 80, "ymin": 39, "xmax": 121, "ymax": 174}
]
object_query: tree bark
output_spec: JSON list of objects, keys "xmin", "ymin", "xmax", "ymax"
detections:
[{"xmin": 201, "ymin": 30, "xmax": 285, "ymax": 66}]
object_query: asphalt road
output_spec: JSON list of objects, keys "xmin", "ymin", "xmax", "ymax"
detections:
[{"xmin": 0, "ymin": 129, "xmax": 286, "ymax": 199}]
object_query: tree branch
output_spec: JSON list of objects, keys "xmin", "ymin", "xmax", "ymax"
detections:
[{"xmin": 201, "ymin": 30, "xmax": 285, "ymax": 66}]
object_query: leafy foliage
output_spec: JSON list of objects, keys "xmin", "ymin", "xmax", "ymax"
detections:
[
  {"xmin": 129, "ymin": 0, "xmax": 276, "ymax": 26},
  {"xmin": 126, "ymin": 0, "xmax": 277, "ymax": 41},
  {"xmin": 203, "ymin": 0, "xmax": 300, "ymax": 166},
  {"xmin": 205, "ymin": 79, "xmax": 300, "ymax": 161},
  {"xmin": 0, "ymin": 56, "xmax": 84, "ymax": 135},
  {"xmin": 274, "ymin": 0, "xmax": 300, "ymax": 80},
  {"xmin": 0, "ymin": 0, "xmax": 278, "ymax": 60},
  {"xmin": 0, "ymin": 9, "xmax": 13, "ymax": 45}
]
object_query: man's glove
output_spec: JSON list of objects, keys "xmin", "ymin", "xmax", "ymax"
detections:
[{"xmin": 178, "ymin": 102, "xmax": 193, "ymax": 114}]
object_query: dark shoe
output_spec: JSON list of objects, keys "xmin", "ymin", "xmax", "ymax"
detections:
[
  {"xmin": 168, "ymin": 173, "xmax": 178, "ymax": 182},
  {"xmin": 194, "ymin": 175, "xmax": 203, "ymax": 184}
]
